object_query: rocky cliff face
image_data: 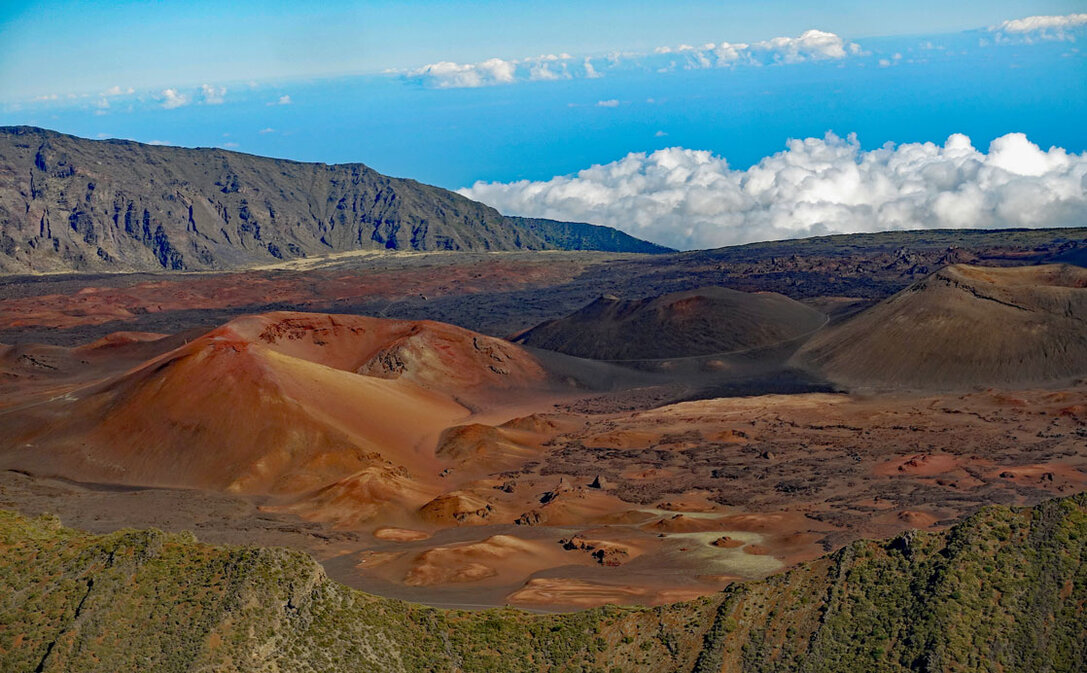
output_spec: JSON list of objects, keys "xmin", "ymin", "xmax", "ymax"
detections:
[{"xmin": 0, "ymin": 126, "xmax": 669, "ymax": 273}]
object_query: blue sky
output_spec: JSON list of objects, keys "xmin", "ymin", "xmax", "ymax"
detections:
[
  {"xmin": 2, "ymin": 1, "xmax": 1080, "ymax": 98},
  {"xmin": 2, "ymin": 2, "xmax": 1085, "ymax": 248}
]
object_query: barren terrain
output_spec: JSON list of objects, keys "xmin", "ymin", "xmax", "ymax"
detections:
[{"xmin": 1, "ymin": 229, "xmax": 1084, "ymax": 610}]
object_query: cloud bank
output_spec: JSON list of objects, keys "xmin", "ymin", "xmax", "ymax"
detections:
[
  {"xmin": 459, "ymin": 133, "xmax": 1087, "ymax": 250},
  {"xmin": 992, "ymin": 13, "xmax": 1087, "ymax": 42},
  {"xmin": 406, "ymin": 53, "xmax": 579, "ymax": 88},
  {"xmin": 654, "ymin": 29, "xmax": 860, "ymax": 69},
  {"xmin": 406, "ymin": 30, "xmax": 860, "ymax": 88}
]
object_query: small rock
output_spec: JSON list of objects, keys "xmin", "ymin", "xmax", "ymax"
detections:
[{"xmin": 711, "ymin": 536, "xmax": 744, "ymax": 549}]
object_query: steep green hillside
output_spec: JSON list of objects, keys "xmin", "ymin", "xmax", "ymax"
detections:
[
  {"xmin": 0, "ymin": 126, "xmax": 669, "ymax": 273},
  {"xmin": 1, "ymin": 494, "xmax": 1083, "ymax": 672}
]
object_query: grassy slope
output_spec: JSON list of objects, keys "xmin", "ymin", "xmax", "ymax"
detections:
[{"xmin": 1, "ymin": 494, "xmax": 1083, "ymax": 672}]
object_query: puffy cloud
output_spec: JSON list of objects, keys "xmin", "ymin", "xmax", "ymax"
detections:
[
  {"xmin": 480, "ymin": 58, "xmax": 518, "ymax": 83},
  {"xmin": 408, "ymin": 57, "xmax": 518, "ymax": 88},
  {"xmin": 459, "ymin": 132, "xmax": 1087, "ymax": 250},
  {"xmin": 656, "ymin": 29, "xmax": 861, "ymax": 70},
  {"xmin": 528, "ymin": 60, "xmax": 567, "ymax": 81},
  {"xmin": 159, "ymin": 88, "xmax": 190, "ymax": 109},
  {"xmin": 200, "ymin": 84, "xmax": 226, "ymax": 104},
  {"xmin": 404, "ymin": 29, "xmax": 862, "ymax": 89},
  {"xmin": 992, "ymin": 13, "xmax": 1087, "ymax": 42},
  {"xmin": 102, "ymin": 85, "xmax": 134, "ymax": 96},
  {"xmin": 266, "ymin": 94, "xmax": 291, "ymax": 106},
  {"xmin": 756, "ymin": 29, "xmax": 857, "ymax": 63},
  {"xmin": 408, "ymin": 54, "xmax": 578, "ymax": 88}
]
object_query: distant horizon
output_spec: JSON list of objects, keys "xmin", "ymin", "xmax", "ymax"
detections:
[{"xmin": 3, "ymin": 4, "xmax": 1084, "ymax": 250}]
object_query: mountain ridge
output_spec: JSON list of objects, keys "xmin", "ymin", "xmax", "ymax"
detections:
[{"xmin": 0, "ymin": 126, "xmax": 670, "ymax": 273}]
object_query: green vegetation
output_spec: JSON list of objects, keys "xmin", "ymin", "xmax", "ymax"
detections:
[{"xmin": 1, "ymin": 494, "xmax": 1084, "ymax": 672}]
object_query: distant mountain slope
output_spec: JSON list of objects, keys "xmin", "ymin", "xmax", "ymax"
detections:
[
  {"xmin": 1, "ymin": 493, "xmax": 1083, "ymax": 672},
  {"xmin": 514, "ymin": 286, "xmax": 826, "ymax": 360},
  {"xmin": 793, "ymin": 263, "xmax": 1087, "ymax": 389},
  {"xmin": 0, "ymin": 126, "xmax": 669, "ymax": 273}
]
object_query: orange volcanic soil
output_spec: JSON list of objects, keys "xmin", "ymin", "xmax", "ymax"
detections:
[
  {"xmin": 0, "ymin": 330, "xmax": 185, "ymax": 408},
  {"xmin": 0, "ymin": 312, "xmax": 563, "ymax": 528},
  {"xmin": 1, "ymin": 302, "xmax": 1085, "ymax": 610},
  {"xmin": 401, "ymin": 535, "xmax": 570, "ymax": 586}
]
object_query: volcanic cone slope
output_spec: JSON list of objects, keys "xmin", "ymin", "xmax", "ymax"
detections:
[
  {"xmin": 793, "ymin": 263, "xmax": 1087, "ymax": 389},
  {"xmin": 513, "ymin": 286, "xmax": 826, "ymax": 360},
  {"xmin": 0, "ymin": 312, "xmax": 552, "ymax": 500}
]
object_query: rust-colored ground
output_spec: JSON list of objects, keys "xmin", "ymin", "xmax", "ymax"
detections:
[
  {"xmin": 1, "ymin": 246, "xmax": 1085, "ymax": 610},
  {"xmin": 1, "ymin": 309, "xmax": 1083, "ymax": 610}
]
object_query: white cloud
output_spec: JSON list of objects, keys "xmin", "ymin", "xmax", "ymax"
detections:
[
  {"xmin": 404, "ymin": 29, "xmax": 862, "ymax": 89},
  {"xmin": 459, "ymin": 132, "xmax": 1087, "ymax": 250},
  {"xmin": 200, "ymin": 84, "xmax": 226, "ymax": 104},
  {"xmin": 159, "ymin": 88, "xmax": 190, "ymax": 109},
  {"xmin": 102, "ymin": 85, "xmax": 134, "ymax": 97},
  {"xmin": 759, "ymin": 29, "xmax": 859, "ymax": 63},
  {"xmin": 146, "ymin": 139, "xmax": 171, "ymax": 146},
  {"xmin": 528, "ymin": 60, "xmax": 567, "ymax": 81},
  {"xmin": 658, "ymin": 29, "xmax": 862, "ymax": 70},
  {"xmin": 992, "ymin": 13, "xmax": 1087, "ymax": 42},
  {"xmin": 222, "ymin": 142, "xmax": 240, "ymax": 149},
  {"xmin": 267, "ymin": 94, "xmax": 292, "ymax": 106},
  {"xmin": 596, "ymin": 99, "xmax": 620, "ymax": 107},
  {"xmin": 407, "ymin": 58, "xmax": 518, "ymax": 88},
  {"xmin": 258, "ymin": 127, "xmax": 275, "ymax": 134},
  {"xmin": 655, "ymin": 130, "xmax": 668, "ymax": 137},
  {"xmin": 408, "ymin": 54, "xmax": 581, "ymax": 88}
]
